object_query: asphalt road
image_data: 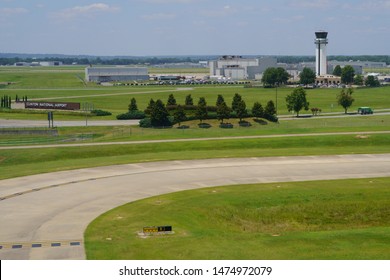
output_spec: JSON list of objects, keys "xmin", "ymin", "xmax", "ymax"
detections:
[{"xmin": 0, "ymin": 154, "xmax": 389, "ymax": 260}]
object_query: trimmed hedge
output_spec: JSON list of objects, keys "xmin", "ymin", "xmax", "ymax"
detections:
[
  {"xmin": 116, "ymin": 110, "xmax": 146, "ymax": 120},
  {"xmin": 91, "ymin": 109, "xmax": 112, "ymax": 116}
]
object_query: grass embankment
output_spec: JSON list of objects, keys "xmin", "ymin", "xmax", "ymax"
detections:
[
  {"xmin": 85, "ymin": 178, "xmax": 390, "ymax": 260},
  {"xmin": 1, "ymin": 115, "xmax": 389, "ymax": 146},
  {"xmin": 1, "ymin": 133, "xmax": 389, "ymax": 179}
]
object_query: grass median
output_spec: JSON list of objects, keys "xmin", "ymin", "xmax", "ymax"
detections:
[{"xmin": 85, "ymin": 177, "xmax": 390, "ymax": 260}]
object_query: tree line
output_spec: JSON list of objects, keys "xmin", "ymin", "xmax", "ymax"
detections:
[
  {"xmin": 118, "ymin": 94, "xmax": 278, "ymax": 128},
  {"xmin": 1, "ymin": 55, "xmax": 389, "ymax": 66},
  {"xmin": 262, "ymin": 66, "xmax": 382, "ymax": 87}
]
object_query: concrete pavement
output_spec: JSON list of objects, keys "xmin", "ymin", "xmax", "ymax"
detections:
[{"xmin": 0, "ymin": 154, "xmax": 389, "ymax": 260}]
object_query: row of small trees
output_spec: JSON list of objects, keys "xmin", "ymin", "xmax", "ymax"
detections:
[
  {"xmin": 123, "ymin": 93, "xmax": 278, "ymax": 128},
  {"xmin": 1, "ymin": 95, "xmax": 12, "ymax": 109}
]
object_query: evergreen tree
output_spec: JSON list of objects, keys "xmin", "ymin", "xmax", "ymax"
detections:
[
  {"xmin": 128, "ymin": 97, "xmax": 138, "ymax": 112},
  {"xmin": 173, "ymin": 105, "xmax": 187, "ymax": 126},
  {"xmin": 146, "ymin": 98, "xmax": 155, "ymax": 112},
  {"xmin": 216, "ymin": 94, "xmax": 225, "ymax": 107},
  {"xmin": 150, "ymin": 99, "xmax": 170, "ymax": 127},
  {"xmin": 216, "ymin": 101, "xmax": 232, "ymax": 124},
  {"xmin": 252, "ymin": 102, "xmax": 264, "ymax": 119},
  {"xmin": 232, "ymin": 93, "xmax": 243, "ymax": 112},
  {"xmin": 167, "ymin": 94, "xmax": 177, "ymax": 106},
  {"xmin": 235, "ymin": 100, "xmax": 247, "ymax": 122},
  {"xmin": 185, "ymin": 94, "xmax": 193, "ymax": 106},
  {"xmin": 195, "ymin": 97, "xmax": 208, "ymax": 123}
]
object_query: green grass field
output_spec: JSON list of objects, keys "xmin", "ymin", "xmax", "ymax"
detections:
[
  {"xmin": 85, "ymin": 178, "xmax": 390, "ymax": 260},
  {"xmin": 1, "ymin": 66, "xmax": 389, "ymax": 260},
  {"xmin": 1, "ymin": 66, "xmax": 390, "ymax": 119},
  {"xmin": 1, "ymin": 132, "xmax": 389, "ymax": 180}
]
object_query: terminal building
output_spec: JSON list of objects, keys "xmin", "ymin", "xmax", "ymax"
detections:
[
  {"xmin": 209, "ymin": 56, "xmax": 277, "ymax": 80},
  {"xmin": 85, "ymin": 67, "xmax": 149, "ymax": 82}
]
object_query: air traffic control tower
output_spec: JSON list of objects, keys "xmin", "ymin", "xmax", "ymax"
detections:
[{"xmin": 315, "ymin": 31, "xmax": 328, "ymax": 76}]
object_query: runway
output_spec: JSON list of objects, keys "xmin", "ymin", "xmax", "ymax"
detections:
[{"xmin": 0, "ymin": 154, "xmax": 389, "ymax": 260}]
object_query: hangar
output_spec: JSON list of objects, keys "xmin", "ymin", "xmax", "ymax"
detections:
[
  {"xmin": 85, "ymin": 67, "xmax": 149, "ymax": 82},
  {"xmin": 209, "ymin": 56, "xmax": 277, "ymax": 80}
]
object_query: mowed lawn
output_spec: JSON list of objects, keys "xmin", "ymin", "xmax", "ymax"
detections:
[
  {"xmin": 1, "ymin": 66, "xmax": 390, "ymax": 118},
  {"xmin": 85, "ymin": 178, "xmax": 390, "ymax": 260}
]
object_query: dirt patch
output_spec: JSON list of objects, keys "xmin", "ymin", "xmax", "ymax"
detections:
[{"xmin": 355, "ymin": 135, "xmax": 370, "ymax": 139}]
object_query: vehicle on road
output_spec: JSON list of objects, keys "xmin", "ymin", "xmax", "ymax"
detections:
[{"xmin": 358, "ymin": 107, "xmax": 373, "ymax": 115}]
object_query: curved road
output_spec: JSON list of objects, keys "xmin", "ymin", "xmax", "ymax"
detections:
[{"xmin": 0, "ymin": 154, "xmax": 389, "ymax": 260}]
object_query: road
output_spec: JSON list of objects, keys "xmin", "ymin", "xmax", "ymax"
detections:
[
  {"xmin": 0, "ymin": 154, "xmax": 389, "ymax": 260},
  {"xmin": 1, "ymin": 111, "xmax": 390, "ymax": 128}
]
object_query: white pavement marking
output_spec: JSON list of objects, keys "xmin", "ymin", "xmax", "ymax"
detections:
[{"xmin": 0, "ymin": 154, "xmax": 389, "ymax": 260}]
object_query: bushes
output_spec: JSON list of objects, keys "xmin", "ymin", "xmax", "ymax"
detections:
[
  {"xmin": 116, "ymin": 111, "xmax": 145, "ymax": 120},
  {"xmin": 91, "ymin": 109, "xmax": 112, "ymax": 116}
]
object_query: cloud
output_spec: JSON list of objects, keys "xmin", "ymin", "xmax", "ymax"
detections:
[
  {"xmin": 0, "ymin": 7, "xmax": 28, "ymax": 16},
  {"xmin": 201, "ymin": 5, "xmax": 236, "ymax": 17},
  {"xmin": 54, "ymin": 3, "xmax": 119, "ymax": 19},
  {"xmin": 273, "ymin": 15, "xmax": 305, "ymax": 23},
  {"xmin": 289, "ymin": 0, "xmax": 333, "ymax": 9},
  {"xmin": 140, "ymin": 0, "xmax": 194, "ymax": 3},
  {"xmin": 141, "ymin": 13, "xmax": 176, "ymax": 20},
  {"xmin": 359, "ymin": 0, "xmax": 390, "ymax": 10}
]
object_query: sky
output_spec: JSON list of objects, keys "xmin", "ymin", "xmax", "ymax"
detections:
[{"xmin": 0, "ymin": 0, "xmax": 389, "ymax": 56}]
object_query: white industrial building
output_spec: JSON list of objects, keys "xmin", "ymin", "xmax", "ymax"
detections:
[
  {"xmin": 209, "ymin": 56, "xmax": 277, "ymax": 80},
  {"xmin": 85, "ymin": 67, "xmax": 149, "ymax": 82},
  {"xmin": 40, "ymin": 61, "xmax": 63, "ymax": 66}
]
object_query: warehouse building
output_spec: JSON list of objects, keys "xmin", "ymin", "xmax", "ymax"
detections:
[
  {"xmin": 85, "ymin": 67, "xmax": 149, "ymax": 82},
  {"xmin": 209, "ymin": 56, "xmax": 277, "ymax": 80}
]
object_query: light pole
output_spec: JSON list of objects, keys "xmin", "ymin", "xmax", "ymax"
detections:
[{"xmin": 275, "ymin": 83, "xmax": 278, "ymax": 117}]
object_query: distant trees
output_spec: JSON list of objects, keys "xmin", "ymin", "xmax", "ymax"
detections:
[
  {"xmin": 285, "ymin": 87, "xmax": 310, "ymax": 117},
  {"xmin": 299, "ymin": 67, "xmax": 316, "ymax": 86},
  {"xmin": 365, "ymin": 75, "xmax": 380, "ymax": 87},
  {"xmin": 1, "ymin": 95, "xmax": 12, "ymax": 109},
  {"xmin": 341, "ymin": 65, "xmax": 355, "ymax": 84},
  {"xmin": 354, "ymin": 74, "xmax": 364, "ymax": 86},
  {"xmin": 262, "ymin": 67, "xmax": 290, "ymax": 87},
  {"xmin": 333, "ymin": 65, "xmax": 342, "ymax": 76},
  {"xmin": 337, "ymin": 88, "xmax": 355, "ymax": 114}
]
